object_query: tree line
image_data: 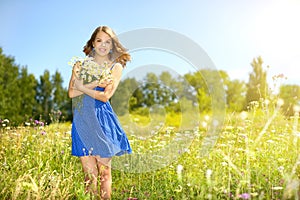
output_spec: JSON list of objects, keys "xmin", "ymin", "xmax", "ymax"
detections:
[{"xmin": 0, "ymin": 48, "xmax": 299, "ymax": 125}]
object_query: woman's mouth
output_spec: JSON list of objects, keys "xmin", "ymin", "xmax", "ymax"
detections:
[{"xmin": 99, "ymin": 48, "xmax": 106, "ymax": 52}]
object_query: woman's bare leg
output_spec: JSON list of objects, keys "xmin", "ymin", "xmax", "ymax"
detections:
[
  {"xmin": 80, "ymin": 156, "xmax": 99, "ymax": 197},
  {"xmin": 96, "ymin": 157, "xmax": 112, "ymax": 199}
]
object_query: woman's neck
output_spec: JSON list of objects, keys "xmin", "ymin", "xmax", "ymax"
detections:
[{"xmin": 93, "ymin": 55, "xmax": 109, "ymax": 65}]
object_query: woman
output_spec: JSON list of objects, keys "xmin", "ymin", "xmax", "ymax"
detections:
[{"xmin": 68, "ymin": 26, "xmax": 132, "ymax": 199}]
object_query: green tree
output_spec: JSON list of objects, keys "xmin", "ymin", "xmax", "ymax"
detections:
[
  {"xmin": 0, "ymin": 48, "xmax": 22, "ymax": 123},
  {"xmin": 226, "ymin": 79, "xmax": 246, "ymax": 111},
  {"xmin": 18, "ymin": 67, "xmax": 38, "ymax": 121},
  {"xmin": 279, "ymin": 84, "xmax": 300, "ymax": 116},
  {"xmin": 245, "ymin": 56, "xmax": 268, "ymax": 109},
  {"xmin": 184, "ymin": 69, "xmax": 226, "ymax": 113},
  {"xmin": 111, "ymin": 77, "xmax": 139, "ymax": 115},
  {"xmin": 36, "ymin": 70, "xmax": 53, "ymax": 123},
  {"xmin": 51, "ymin": 71, "xmax": 69, "ymax": 122}
]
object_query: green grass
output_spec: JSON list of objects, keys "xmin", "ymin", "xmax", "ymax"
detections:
[{"xmin": 0, "ymin": 101, "xmax": 299, "ymax": 199}]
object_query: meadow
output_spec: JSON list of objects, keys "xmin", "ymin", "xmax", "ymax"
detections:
[{"xmin": 0, "ymin": 98, "xmax": 299, "ymax": 199}]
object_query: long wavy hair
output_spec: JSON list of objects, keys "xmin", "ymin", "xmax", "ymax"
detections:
[{"xmin": 83, "ymin": 26, "xmax": 131, "ymax": 67}]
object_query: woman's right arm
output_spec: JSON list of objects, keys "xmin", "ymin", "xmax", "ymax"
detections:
[{"xmin": 68, "ymin": 72, "xmax": 82, "ymax": 98}]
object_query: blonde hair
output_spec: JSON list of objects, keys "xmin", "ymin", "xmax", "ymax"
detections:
[{"xmin": 83, "ymin": 26, "xmax": 131, "ymax": 66}]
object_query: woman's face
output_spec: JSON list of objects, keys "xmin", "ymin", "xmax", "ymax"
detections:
[{"xmin": 92, "ymin": 31, "xmax": 113, "ymax": 57}]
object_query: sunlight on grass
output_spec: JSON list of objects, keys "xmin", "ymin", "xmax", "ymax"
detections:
[{"xmin": 0, "ymin": 99, "xmax": 299, "ymax": 199}]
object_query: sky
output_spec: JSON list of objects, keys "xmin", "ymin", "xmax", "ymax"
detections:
[{"xmin": 0, "ymin": 0, "xmax": 299, "ymax": 88}]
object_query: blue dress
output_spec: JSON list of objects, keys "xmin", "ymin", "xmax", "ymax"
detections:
[{"xmin": 71, "ymin": 87, "xmax": 132, "ymax": 160}]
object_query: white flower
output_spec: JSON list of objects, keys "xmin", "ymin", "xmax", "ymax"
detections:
[
  {"xmin": 204, "ymin": 115, "xmax": 210, "ymax": 121},
  {"xmin": 278, "ymin": 166, "xmax": 284, "ymax": 172},
  {"xmin": 264, "ymin": 99, "xmax": 270, "ymax": 106},
  {"xmin": 176, "ymin": 164, "xmax": 183, "ymax": 181},
  {"xmin": 177, "ymin": 164, "xmax": 183, "ymax": 173},
  {"xmin": 206, "ymin": 169, "xmax": 212, "ymax": 179},
  {"xmin": 3, "ymin": 119, "xmax": 9, "ymax": 123},
  {"xmin": 293, "ymin": 105, "xmax": 300, "ymax": 113},
  {"xmin": 276, "ymin": 98, "xmax": 284, "ymax": 107},
  {"xmin": 240, "ymin": 111, "xmax": 248, "ymax": 120},
  {"xmin": 272, "ymin": 186, "xmax": 283, "ymax": 190}
]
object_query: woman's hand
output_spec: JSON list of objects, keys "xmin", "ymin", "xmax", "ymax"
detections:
[
  {"xmin": 99, "ymin": 78, "xmax": 113, "ymax": 87},
  {"xmin": 86, "ymin": 81, "xmax": 99, "ymax": 89},
  {"xmin": 72, "ymin": 61, "xmax": 82, "ymax": 78},
  {"xmin": 73, "ymin": 78, "xmax": 84, "ymax": 91}
]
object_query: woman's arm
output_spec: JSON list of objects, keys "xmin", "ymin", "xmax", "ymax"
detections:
[
  {"xmin": 73, "ymin": 63, "xmax": 123, "ymax": 102},
  {"xmin": 68, "ymin": 67, "xmax": 82, "ymax": 98},
  {"xmin": 68, "ymin": 65, "xmax": 101, "ymax": 98}
]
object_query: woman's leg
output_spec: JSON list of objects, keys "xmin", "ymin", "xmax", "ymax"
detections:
[
  {"xmin": 96, "ymin": 157, "xmax": 112, "ymax": 199},
  {"xmin": 80, "ymin": 156, "xmax": 99, "ymax": 196}
]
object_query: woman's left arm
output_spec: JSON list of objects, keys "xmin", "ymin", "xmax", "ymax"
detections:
[{"xmin": 73, "ymin": 63, "xmax": 123, "ymax": 102}]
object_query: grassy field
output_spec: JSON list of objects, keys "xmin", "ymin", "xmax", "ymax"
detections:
[{"xmin": 0, "ymin": 100, "xmax": 299, "ymax": 199}]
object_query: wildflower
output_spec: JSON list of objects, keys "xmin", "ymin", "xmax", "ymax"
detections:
[
  {"xmin": 40, "ymin": 130, "xmax": 46, "ymax": 135},
  {"xmin": 206, "ymin": 169, "xmax": 212, "ymax": 179},
  {"xmin": 212, "ymin": 119, "xmax": 219, "ymax": 127},
  {"xmin": 239, "ymin": 193, "xmax": 250, "ymax": 199},
  {"xmin": 277, "ymin": 166, "xmax": 284, "ymax": 172},
  {"xmin": 176, "ymin": 164, "xmax": 183, "ymax": 181},
  {"xmin": 88, "ymin": 147, "xmax": 94, "ymax": 155},
  {"xmin": 240, "ymin": 111, "xmax": 248, "ymax": 120},
  {"xmin": 202, "ymin": 121, "xmax": 208, "ymax": 128},
  {"xmin": 69, "ymin": 56, "xmax": 112, "ymax": 84},
  {"xmin": 24, "ymin": 122, "xmax": 31, "ymax": 126},
  {"xmin": 264, "ymin": 99, "xmax": 270, "ymax": 106},
  {"xmin": 3, "ymin": 119, "xmax": 9, "ymax": 123},
  {"xmin": 204, "ymin": 115, "xmax": 210, "ymax": 121},
  {"xmin": 276, "ymin": 98, "xmax": 284, "ymax": 107},
  {"xmin": 272, "ymin": 186, "xmax": 283, "ymax": 190},
  {"xmin": 293, "ymin": 105, "xmax": 300, "ymax": 113},
  {"xmin": 266, "ymin": 140, "xmax": 275, "ymax": 143}
]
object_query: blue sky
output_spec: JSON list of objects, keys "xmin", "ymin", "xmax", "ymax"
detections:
[{"xmin": 1, "ymin": 0, "xmax": 299, "ymax": 88}]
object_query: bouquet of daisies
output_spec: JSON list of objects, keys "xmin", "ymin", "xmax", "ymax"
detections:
[{"xmin": 68, "ymin": 56, "xmax": 113, "ymax": 84}]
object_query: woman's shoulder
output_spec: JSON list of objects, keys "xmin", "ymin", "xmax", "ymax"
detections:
[{"xmin": 110, "ymin": 62, "xmax": 123, "ymax": 70}]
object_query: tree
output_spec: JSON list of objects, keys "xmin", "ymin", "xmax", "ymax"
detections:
[
  {"xmin": 51, "ymin": 71, "xmax": 69, "ymax": 122},
  {"xmin": 226, "ymin": 79, "xmax": 246, "ymax": 111},
  {"xmin": 184, "ymin": 69, "xmax": 226, "ymax": 113},
  {"xmin": 36, "ymin": 70, "xmax": 53, "ymax": 123},
  {"xmin": 245, "ymin": 56, "xmax": 268, "ymax": 109},
  {"xmin": 0, "ymin": 48, "xmax": 22, "ymax": 123},
  {"xmin": 111, "ymin": 77, "xmax": 139, "ymax": 115},
  {"xmin": 18, "ymin": 67, "xmax": 38, "ymax": 121},
  {"xmin": 279, "ymin": 84, "xmax": 300, "ymax": 116}
]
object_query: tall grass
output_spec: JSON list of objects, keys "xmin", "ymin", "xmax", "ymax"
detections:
[{"xmin": 0, "ymin": 99, "xmax": 299, "ymax": 199}]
